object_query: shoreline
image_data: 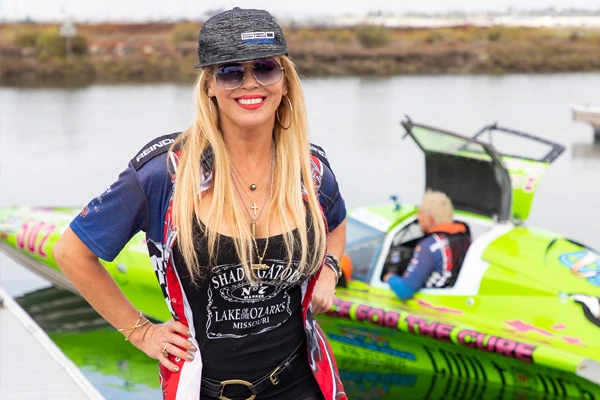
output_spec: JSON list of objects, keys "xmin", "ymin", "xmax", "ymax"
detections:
[{"xmin": 2, "ymin": 23, "xmax": 600, "ymax": 87}]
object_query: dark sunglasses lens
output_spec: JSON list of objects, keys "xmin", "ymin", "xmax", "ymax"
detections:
[
  {"xmin": 252, "ymin": 59, "xmax": 282, "ymax": 85},
  {"xmin": 215, "ymin": 64, "xmax": 245, "ymax": 89}
]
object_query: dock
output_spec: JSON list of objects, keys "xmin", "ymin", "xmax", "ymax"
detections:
[
  {"xmin": 0, "ymin": 287, "xmax": 105, "ymax": 400},
  {"xmin": 572, "ymin": 104, "xmax": 600, "ymax": 142}
]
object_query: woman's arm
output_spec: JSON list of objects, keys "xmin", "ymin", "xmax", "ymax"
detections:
[
  {"xmin": 311, "ymin": 217, "xmax": 347, "ymax": 314},
  {"xmin": 53, "ymin": 227, "xmax": 195, "ymax": 372}
]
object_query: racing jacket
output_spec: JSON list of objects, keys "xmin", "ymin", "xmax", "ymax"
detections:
[
  {"xmin": 388, "ymin": 222, "xmax": 472, "ymax": 301},
  {"xmin": 70, "ymin": 133, "xmax": 348, "ymax": 400}
]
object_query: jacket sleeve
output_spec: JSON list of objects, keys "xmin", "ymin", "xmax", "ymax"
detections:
[
  {"xmin": 70, "ymin": 163, "xmax": 150, "ymax": 262},
  {"xmin": 316, "ymin": 155, "xmax": 346, "ymax": 232},
  {"xmin": 388, "ymin": 237, "xmax": 436, "ymax": 300}
]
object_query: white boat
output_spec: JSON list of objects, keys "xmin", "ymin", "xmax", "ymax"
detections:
[{"xmin": 572, "ymin": 104, "xmax": 600, "ymax": 141}]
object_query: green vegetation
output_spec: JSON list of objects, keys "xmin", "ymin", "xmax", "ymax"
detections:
[
  {"xmin": 171, "ymin": 22, "xmax": 200, "ymax": 44},
  {"xmin": 13, "ymin": 27, "xmax": 38, "ymax": 47},
  {"xmin": 355, "ymin": 24, "xmax": 391, "ymax": 48},
  {"xmin": 12, "ymin": 25, "xmax": 88, "ymax": 57},
  {"xmin": 2, "ymin": 22, "xmax": 600, "ymax": 86}
]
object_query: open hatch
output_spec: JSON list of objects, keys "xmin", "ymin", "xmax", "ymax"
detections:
[
  {"xmin": 401, "ymin": 118, "xmax": 565, "ymax": 222},
  {"xmin": 472, "ymin": 124, "xmax": 565, "ymax": 221}
]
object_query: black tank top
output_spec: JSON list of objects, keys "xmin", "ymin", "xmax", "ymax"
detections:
[{"xmin": 172, "ymin": 226, "xmax": 321, "ymax": 399}]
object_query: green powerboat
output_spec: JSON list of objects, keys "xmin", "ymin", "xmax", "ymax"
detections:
[{"xmin": 1, "ymin": 119, "xmax": 599, "ymax": 398}]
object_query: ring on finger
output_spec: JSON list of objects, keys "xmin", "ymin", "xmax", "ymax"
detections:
[{"xmin": 162, "ymin": 343, "xmax": 169, "ymax": 358}]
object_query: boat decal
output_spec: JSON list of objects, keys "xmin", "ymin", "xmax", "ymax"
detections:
[
  {"xmin": 328, "ymin": 299, "xmax": 537, "ymax": 363},
  {"xmin": 16, "ymin": 218, "xmax": 57, "ymax": 259},
  {"xmin": 415, "ymin": 299, "xmax": 463, "ymax": 315},
  {"xmin": 562, "ymin": 336, "xmax": 586, "ymax": 347},
  {"xmin": 507, "ymin": 320, "xmax": 587, "ymax": 348},
  {"xmin": 0, "ymin": 214, "xmax": 21, "ymax": 239},
  {"xmin": 339, "ymin": 370, "xmax": 417, "ymax": 398},
  {"xmin": 505, "ymin": 320, "xmax": 554, "ymax": 337},
  {"xmin": 421, "ymin": 342, "xmax": 597, "ymax": 397},
  {"xmin": 504, "ymin": 158, "xmax": 547, "ymax": 194},
  {"xmin": 559, "ymin": 250, "xmax": 600, "ymax": 286},
  {"xmin": 328, "ymin": 325, "xmax": 416, "ymax": 361}
]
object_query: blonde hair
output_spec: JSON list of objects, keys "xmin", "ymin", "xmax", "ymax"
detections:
[
  {"xmin": 420, "ymin": 190, "xmax": 454, "ymax": 225},
  {"xmin": 170, "ymin": 55, "xmax": 327, "ymax": 284}
]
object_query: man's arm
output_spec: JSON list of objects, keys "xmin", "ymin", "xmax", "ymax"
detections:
[{"xmin": 383, "ymin": 239, "xmax": 436, "ymax": 301}]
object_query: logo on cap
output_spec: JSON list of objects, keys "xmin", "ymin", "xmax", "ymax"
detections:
[{"xmin": 241, "ymin": 32, "xmax": 275, "ymax": 44}]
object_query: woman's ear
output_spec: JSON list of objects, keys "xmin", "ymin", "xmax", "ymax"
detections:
[
  {"xmin": 282, "ymin": 76, "xmax": 288, "ymax": 97},
  {"xmin": 205, "ymin": 71, "xmax": 215, "ymax": 97}
]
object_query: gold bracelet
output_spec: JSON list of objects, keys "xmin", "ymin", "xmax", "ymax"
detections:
[
  {"xmin": 124, "ymin": 319, "xmax": 150, "ymax": 341},
  {"xmin": 118, "ymin": 310, "xmax": 150, "ymax": 341}
]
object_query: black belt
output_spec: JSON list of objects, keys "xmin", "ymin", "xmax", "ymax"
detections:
[{"xmin": 201, "ymin": 340, "xmax": 306, "ymax": 400}]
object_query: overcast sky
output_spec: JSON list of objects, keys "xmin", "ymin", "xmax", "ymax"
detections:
[{"xmin": 2, "ymin": 0, "xmax": 599, "ymax": 21}]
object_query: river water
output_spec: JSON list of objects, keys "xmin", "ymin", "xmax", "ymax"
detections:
[{"xmin": 1, "ymin": 73, "xmax": 600, "ymax": 399}]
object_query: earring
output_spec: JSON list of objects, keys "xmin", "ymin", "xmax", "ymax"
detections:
[
  {"xmin": 276, "ymin": 95, "xmax": 293, "ymax": 130},
  {"xmin": 284, "ymin": 95, "xmax": 293, "ymax": 113}
]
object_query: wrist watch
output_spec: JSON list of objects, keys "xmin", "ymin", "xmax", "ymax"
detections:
[{"xmin": 324, "ymin": 253, "xmax": 342, "ymax": 280}]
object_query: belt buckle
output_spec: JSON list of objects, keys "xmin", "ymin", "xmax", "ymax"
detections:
[
  {"xmin": 269, "ymin": 366, "xmax": 281, "ymax": 385},
  {"xmin": 219, "ymin": 379, "xmax": 256, "ymax": 400}
]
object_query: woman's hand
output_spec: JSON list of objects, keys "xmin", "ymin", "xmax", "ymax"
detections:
[
  {"xmin": 311, "ymin": 218, "xmax": 346, "ymax": 314},
  {"xmin": 129, "ymin": 318, "xmax": 197, "ymax": 373},
  {"xmin": 311, "ymin": 266, "xmax": 337, "ymax": 314}
]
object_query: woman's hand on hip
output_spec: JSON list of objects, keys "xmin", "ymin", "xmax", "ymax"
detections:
[
  {"xmin": 129, "ymin": 318, "xmax": 197, "ymax": 373},
  {"xmin": 311, "ymin": 266, "xmax": 337, "ymax": 314}
]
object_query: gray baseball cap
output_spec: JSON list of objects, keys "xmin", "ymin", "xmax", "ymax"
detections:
[{"xmin": 195, "ymin": 7, "xmax": 288, "ymax": 68}]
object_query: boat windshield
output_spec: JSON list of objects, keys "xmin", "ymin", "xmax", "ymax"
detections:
[
  {"xmin": 409, "ymin": 124, "xmax": 491, "ymax": 161},
  {"xmin": 473, "ymin": 125, "xmax": 565, "ymax": 163},
  {"xmin": 346, "ymin": 216, "xmax": 387, "ymax": 284}
]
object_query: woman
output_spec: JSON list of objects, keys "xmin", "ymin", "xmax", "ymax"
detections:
[{"xmin": 54, "ymin": 7, "xmax": 348, "ymax": 400}]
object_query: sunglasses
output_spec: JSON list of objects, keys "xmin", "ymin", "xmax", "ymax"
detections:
[{"xmin": 212, "ymin": 58, "xmax": 284, "ymax": 90}]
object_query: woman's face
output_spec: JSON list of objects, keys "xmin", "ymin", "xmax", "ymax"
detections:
[{"xmin": 207, "ymin": 57, "xmax": 287, "ymax": 132}]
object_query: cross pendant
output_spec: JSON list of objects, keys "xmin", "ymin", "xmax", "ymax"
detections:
[{"xmin": 251, "ymin": 202, "xmax": 258, "ymax": 216}]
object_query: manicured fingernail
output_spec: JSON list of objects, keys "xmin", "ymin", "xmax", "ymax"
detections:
[
  {"xmin": 190, "ymin": 345, "xmax": 197, "ymax": 352},
  {"xmin": 186, "ymin": 330, "xmax": 191, "ymax": 336},
  {"xmin": 187, "ymin": 354, "xmax": 194, "ymax": 361},
  {"xmin": 174, "ymin": 366, "xmax": 179, "ymax": 372}
]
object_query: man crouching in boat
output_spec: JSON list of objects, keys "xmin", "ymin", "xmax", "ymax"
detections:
[{"xmin": 383, "ymin": 190, "xmax": 472, "ymax": 300}]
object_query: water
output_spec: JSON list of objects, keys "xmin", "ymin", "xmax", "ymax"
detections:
[{"xmin": 1, "ymin": 73, "xmax": 600, "ymax": 399}]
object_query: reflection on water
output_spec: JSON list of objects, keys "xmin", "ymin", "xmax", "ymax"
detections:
[
  {"xmin": 14, "ymin": 286, "xmax": 576, "ymax": 400},
  {"xmin": 572, "ymin": 143, "xmax": 600, "ymax": 161},
  {"xmin": 16, "ymin": 287, "xmax": 162, "ymax": 399}
]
